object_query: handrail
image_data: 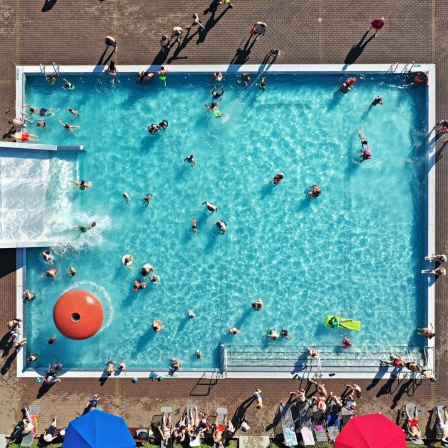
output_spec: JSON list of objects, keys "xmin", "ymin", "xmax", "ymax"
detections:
[
  {"xmin": 387, "ymin": 62, "xmax": 399, "ymax": 73},
  {"xmin": 402, "ymin": 62, "xmax": 415, "ymax": 73}
]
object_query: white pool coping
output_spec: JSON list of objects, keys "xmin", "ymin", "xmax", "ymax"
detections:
[{"xmin": 15, "ymin": 64, "xmax": 435, "ymax": 379}]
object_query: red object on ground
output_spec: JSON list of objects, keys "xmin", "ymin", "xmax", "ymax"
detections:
[
  {"xmin": 335, "ymin": 413, "xmax": 406, "ymax": 448},
  {"xmin": 53, "ymin": 289, "xmax": 104, "ymax": 340},
  {"xmin": 371, "ymin": 18, "xmax": 385, "ymax": 30}
]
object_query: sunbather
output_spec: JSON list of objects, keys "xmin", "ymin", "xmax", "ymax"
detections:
[
  {"xmin": 328, "ymin": 392, "xmax": 343, "ymax": 407},
  {"xmin": 43, "ymin": 416, "xmax": 58, "ymax": 442},
  {"xmin": 160, "ymin": 411, "xmax": 172, "ymax": 445},
  {"xmin": 311, "ymin": 395, "xmax": 327, "ymax": 413},
  {"xmin": 213, "ymin": 427, "xmax": 223, "ymax": 445},
  {"xmin": 344, "ymin": 384, "xmax": 362, "ymax": 398},
  {"xmin": 173, "ymin": 416, "xmax": 186, "ymax": 442},
  {"xmin": 437, "ymin": 406, "xmax": 448, "ymax": 442},
  {"xmin": 379, "ymin": 354, "xmax": 405, "ymax": 368},
  {"xmin": 290, "ymin": 388, "xmax": 307, "ymax": 403},
  {"xmin": 309, "ymin": 379, "xmax": 327, "ymax": 397},
  {"xmin": 22, "ymin": 407, "xmax": 35, "ymax": 435},
  {"xmin": 188, "ymin": 406, "xmax": 199, "ymax": 429},
  {"xmin": 343, "ymin": 395, "xmax": 356, "ymax": 410},
  {"xmin": 405, "ymin": 405, "xmax": 422, "ymax": 439}
]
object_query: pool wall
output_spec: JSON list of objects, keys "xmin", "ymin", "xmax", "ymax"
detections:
[{"xmin": 15, "ymin": 64, "xmax": 436, "ymax": 379}]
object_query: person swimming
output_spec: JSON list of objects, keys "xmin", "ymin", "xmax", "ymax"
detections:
[
  {"xmin": 148, "ymin": 124, "xmax": 160, "ymax": 134},
  {"xmin": 192, "ymin": 219, "xmax": 198, "ymax": 233},
  {"xmin": 211, "ymin": 86, "xmax": 224, "ymax": 98},
  {"xmin": 144, "ymin": 194, "xmax": 153, "ymax": 206}
]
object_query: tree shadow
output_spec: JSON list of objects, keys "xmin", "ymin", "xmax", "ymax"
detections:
[
  {"xmin": 42, "ymin": 0, "xmax": 58, "ymax": 13},
  {"xmin": 344, "ymin": 30, "xmax": 375, "ymax": 65},
  {"xmin": 196, "ymin": 7, "xmax": 231, "ymax": 45}
]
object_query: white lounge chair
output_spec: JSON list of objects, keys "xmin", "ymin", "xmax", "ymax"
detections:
[{"xmin": 298, "ymin": 401, "xmax": 315, "ymax": 446}]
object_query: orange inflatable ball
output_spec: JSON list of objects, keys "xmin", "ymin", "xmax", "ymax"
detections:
[{"xmin": 53, "ymin": 289, "xmax": 104, "ymax": 340}]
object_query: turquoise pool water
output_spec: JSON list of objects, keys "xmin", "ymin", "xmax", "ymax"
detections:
[{"xmin": 23, "ymin": 72, "xmax": 428, "ymax": 370}]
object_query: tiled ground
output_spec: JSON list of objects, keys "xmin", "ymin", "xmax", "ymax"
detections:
[{"xmin": 0, "ymin": 0, "xmax": 447, "ymax": 443}]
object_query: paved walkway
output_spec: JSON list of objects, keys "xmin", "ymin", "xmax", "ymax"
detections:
[{"xmin": 0, "ymin": 0, "xmax": 447, "ymax": 443}]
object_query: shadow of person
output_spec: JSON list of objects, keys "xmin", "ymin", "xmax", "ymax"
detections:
[
  {"xmin": 196, "ymin": 6, "xmax": 231, "ymax": 45},
  {"xmin": 230, "ymin": 38, "xmax": 256, "ymax": 65},
  {"xmin": 36, "ymin": 381, "xmax": 54, "ymax": 398},
  {"xmin": 167, "ymin": 28, "xmax": 200, "ymax": 63},
  {"xmin": 231, "ymin": 396, "xmax": 256, "ymax": 429},
  {"xmin": 1, "ymin": 350, "xmax": 17, "ymax": 375},
  {"xmin": 344, "ymin": 30, "xmax": 375, "ymax": 65},
  {"xmin": 96, "ymin": 48, "xmax": 109, "ymax": 66},
  {"xmin": 0, "ymin": 332, "xmax": 13, "ymax": 357},
  {"xmin": 204, "ymin": 0, "xmax": 220, "ymax": 15},
  {"xmin": 151, "ymin": 50, "xmax": 169, "ymax": 66},
  {"xmin": 42, "ymin": 0, "xmax": 58, "ymax": 13},
  {"xmin": 98, "ymin": 371, "xmax": 109, "ymax": 386}
]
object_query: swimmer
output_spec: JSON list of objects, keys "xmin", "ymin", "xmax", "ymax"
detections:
[
  {"xmin": 123, "ymin": 192, "xmax": 131, "ymax": 201},
  {"xmin": 106, "ymin": 360, "xmax": 115, "ymax": 376},
  {"xmin": 212, "ymin": 86, "xmax": 224, "ymax": 99},
  {"xmin": 268, "ymin": 172, "xmax": 284, "ymax": 185},
  {"xmin": 266, "ymin": 329, "xmax": 280, "ymax": 340},
  {"xmin": 158, "ymin": 65, "xmax": 169, "ymax": 76},
  {"xmin": 28, "ymin": 354, "xmax": 38, "ymax": 362},
  {"xmin": 71, "ymin": 180, "xmax": 91, "ymax": 190},
  {"xmin": 144, "ymin": 194, "xmax": 153, "ymax": 206},
  {"xmin": 72, "ymin": 222, "xmax": 96, "ymax": 233},
  {"xmin": 68, "ymin": 267, "xmax": 76, "ymax": 277},
  {"xmin": 379, "ymin": 354, "xmax": 405, "ymax": 368},
  {"xmin": 170, "ymin": 358, "xmax": 181, "ymax": 371},
  {"xmin": 137, "ymin": 71, "xmax": 154, "ymax": 83},
  {"xmin": 23, "ymin": 290, "xmax": 37, "ymax": 301},
  {"xmin": 184, "ymin": 154, "xmax": 195, "ymax": 169},
  {"xmin": 259, "ymin": 76, "xmax": 266, "ymax": 91},
  {"xmin": 372, "ymin": 95, "xmax": 383, "ymax": 106},
  {"xmin": 361, "ymin": 149, "xmax": 372, "ymax": 161},
  {"xmin": 133, "ymin": 280, "xmax": 147, "ymax": 292},
  {"xmin": 63, "ymin": 78, "xmax": 74, "ymax": 90},
  {"xmin": 308, "ymin": 348, "xmax": 319, "ymax": 359},
  {"xmin": 196, "ymin": 350, "xmax": 202, "ymax": 359},
  {"xmin": 214, "ymin": 220, "xmax": 227, "ymax": 234},
  {"xmin": 65, "ymin": 108, "xmax": 79, "ymax": 116},
  {"xmin": 205, "ymin": 101, "xmax": 219, "ymax": 110},
  {"xmin": 13, "ymin": 132, "xmax": 39, "ymax": 142},
  {"xmin": 141, "ymin": 263, "xmax": 154, "ymax": 276},
  {"xmin": 40, "ymin": 267, "xmax": 58, "ymax": 282},
  {"xmin": 22, "ymin": 104, "xmax": 54, "ymax": 117},
  {"xmin": 106, "ymin": 61, "xmax": 117, "ymax": 76},
  {"xmin": 148, "ymin": 124, "xmax": 160, "ymax": 135},
  {"xmin": 150, "ymin": 274, "xmax": 160, "ymax": 283},
  {"xmin": 242, "ymin": 73, "xmax": 251, "ymax": 84},
  {"xmin": 37, "ymin": 118, "xmax": 46, "ymax": 128},
  {"xmin": 425, "ymin": 254, "xmax": 448, "ymax": 262},
  {"xmin": 45, "ymin": 75, "xmax": 58, "ymax": 85},
  {"xmin": 192, "ymin": 219, "xmax": 198, "ymax": 233},
  {"xmin": 421, "ymin": 267, "xmax": 447, "ymax": 276},
  {"xmin": 58, "ymin": 118, "xmax": 80, "ymax": 131},
  {"xmin": 15, "ymin": 338, "xmax": 28, "ymax": 351},
  {"xmin": 228, "ymin": 327, "xmax": 241, "ymax": 334},
  {"xmin": 188, "ymin": 310, "xmax": 196, "ymax": 318},
  {"xmin": 152, "ymin": 319, "xmax": 164, "ymax": 332},
  {"xmin": 328, "ymin": 315, "xmax": 352, "ymax": 329},
  {"xmin": 202, "ymin": 201, "xmax": 218, "ymax": 212},
  {"xmin": 308, "ymin": 184, "xmax": 321, "ymax": 197},
  {"xmin": 251, "ymin": 298, "xmax": 264, "ymax": 311},
  {"xmin": 341, "ymin": 77, "xmax": 357, "ymax": 93},
  {"xmin": 213, "ymin": 72, "xmax": 223, "ymax": 82},
  {"xmin": 281, "ymin": 329, "xmax": 292, "ymax": 339},
  {"xmin": 42, "ymin": 249, "xmax": 53, "ymax": 264},
  {"xmin": 415, "ymin": 324, "xmax": 435, "ymax": 339},
  {"xmin": 159, "ymin": 120, "xmax": 168, "ymax": 129},
  {"xmin": 119, "ymin": 361, "xmax": 126, "ymax": 370},
  {"xmin": 123, "ymin": 254, "xmax": 133, "ymax": 269}
]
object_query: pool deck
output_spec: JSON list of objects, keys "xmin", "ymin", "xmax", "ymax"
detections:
[{"xmin": 0, "ymin": 0, "xmax": 447, "ymax": 441}]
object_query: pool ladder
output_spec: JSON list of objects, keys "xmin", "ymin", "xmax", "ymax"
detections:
[{"xmin": 386, "ymin": 62, "xmax": 414, "ymax": 73}]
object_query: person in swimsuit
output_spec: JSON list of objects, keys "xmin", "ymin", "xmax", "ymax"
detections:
[
  {"xmin": 68, "ymin": 267, "xmax": 76, "ymax": 277},
  {"xmin": 106, "ymin": 360, "xmax": 115, "ymax": 376},
  {"xmin": 134, "ymin": 280, "xmax": 147, "ymax": 292},
  {"xmin": 152, "ymin": 319, "xmax": 164, "ymax": 332},
  {"xmin": 40, "ymin": 267, "xmax": 57, "ymax": 282},
  {"xmin": 123, "ymin": 192, "xmax": 131, "ymax": 201},
  {"xmin": 405, "ymin": 405, "xmax": 422, "ymax": 439},
  {"xmin": 184, "ymin": 154, "xmax": 195, "ymax": 169},
  {"xmin": 148, "ymin": 124, "xmax": 160, "ymax": 134},
  {"xmin": 328, "ymin": 315, "xmax": 352, "ymax": 329},
  {"xmin": 23, "ymin": 290, "xmax": 37, "ymax": 300},
  {"xmin": 260, "ymin": 76, "xmax": 266, "ymax": 91},
  {"xmin": 266, "ymin": 329, "xmax": 280, "ymax": 340},
  {"xmin": 160, "ymin": 411, "xmax": 173, "ymax": 445},
  {"xmin": 159, "ymin": 120, "xmax": 168, "ymax": 129},
  {"xmin": 141, "ymin": 263, "xmax": 154, "ymax": 276},
  {"xmin": 281, "ymin": 329, "xmax": 292, "ymax": 339},
  {"xmin": 308, "ymin": 184, "xmax": 321, "ymax": 197},
  {"xmin": 65, "ymin": 108, "xmax": 79, "ymax": 116},
  {"xmin": 344, "ymin": 384, "xmax": 362, "ymax": 398},
  {"xmin": 160, "ymin": 35, "xmax": 170, "ymax": 53},
  {"xmin": 251, "ymin": 298, "xmax": 264, "ymax": 311},
  {"xmin": 242, "ymin": 73, "xmax": 251, "ymax": 84},
  {"xmin": 415, "ymin": 324, "xmax": 435, "ymax": 339},
  {"xmin": 270, "ymin": 173, "xmax": 284, "ymax": 185},
  {"xmin": 170, "ymin": 27, "xmax": 183, "ymax": 45},
  {"xmin": 63, "ymin": 78, "xmax": 74, "ymax": 90},
  {"xmin": 192, "ymin": 219, "xmax": 198, "ymax": 233},
  {"xmin": 341, "ymin": 77, "xmax": 357, "ymax": 93},
  {"xmin": 290, "ymin": 388, "xmax": 306, "ymax": 403},
  {"xmin": 252, "ymin": 22, "xmax": 267, "ymax": 41},
  {"xmin": 214, "ymin": 220, "xmax": 227, "ymax": 234},
  {"xmin": 309, "ymin": 378, "xmax": 328, "ymax": 399},
  {"xmin": 42, "ymin": 249, "xmax": 53, "ymax": 263},
  {"xmin": 212, "ymin": 86, "xmax": 224, "ymax": 99},
  {"xmin": 22, "ymin": 104, "xmax": 54, "ymax": 117},
  {"xmin": 72, "ymin": 222, "xmax": 96, "ymax": 233},
  {"xmin": 372, "ymin": 96, "xmax": 383, "ymax": 106},
  {"xmin": 202, "ymin": 201, "xmax": 218, "ymax": 212},
  {"xmin": 213, "ymin": 72, "xmax": 223, "ymax": 82},
  {"xmin": 379, "ymin": 354, "xmax": 405, "ymax": 368},
  {"xmin": 312, "ymin": 395, "xmax": 327, "ymax": 413},
  {"xmin": 13, "ymin": 132, "xmax": 39, "ymax": 142},
  {"xmin": 144, "ymin": 194, "xmax": 153, "ymax": 206},
  {"xmin": 58, "ymin": 118, "xmax": 80, "ymax": 131},
  {"xmin": 228, "ymin": 327, "xmax": 241, "ymax": 334},
  {"xmin": 123, "ymin": 254, "xmax": 133, "ymax": 268},
  {"xmin": 71, "ymin": 180, "xmax": 91, "ymax": 190},
  {"xmin": 150, "ymin": 274, "xmax": 161, "ymax": 283},
  {"xmin": 205, "ymin": 101, "xmax": 219, "ymax": 110}
]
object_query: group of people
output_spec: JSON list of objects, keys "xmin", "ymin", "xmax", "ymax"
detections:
[{"xmin": 422, "ymin": 253, "xmax": 448, "ymax": 276}]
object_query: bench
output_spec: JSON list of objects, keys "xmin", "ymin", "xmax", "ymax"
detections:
[{"xmin": 128, "ymin": 427, "xmax": 153, "ymax": 444}]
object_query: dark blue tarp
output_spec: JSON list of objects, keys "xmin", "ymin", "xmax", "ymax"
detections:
[{"xmin": 62, "ymin": 409, "xmax": 136, "ymax": 448}]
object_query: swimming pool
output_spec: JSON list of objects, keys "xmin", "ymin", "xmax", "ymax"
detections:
[{"xmin": 18, "ymin": 65, "xmax": 433, "ymax": 374}]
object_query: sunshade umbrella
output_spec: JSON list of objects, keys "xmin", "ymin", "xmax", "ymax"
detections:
[
  {"xmin": 62, "ymin": 409, "xmax": 136, "ymax": 448},
  {"xmin": 335, "ymin": 413, "xmax": 406, "ymax": 448}
]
